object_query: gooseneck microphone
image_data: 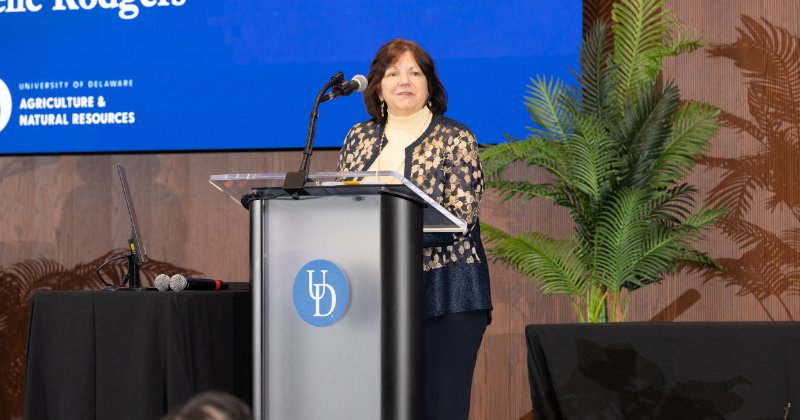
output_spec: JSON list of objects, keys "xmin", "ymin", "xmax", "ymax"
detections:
[
  {"xmin": 321, "ymin": 74, "xmax": 368, "ymax": 102},
  {"xmin": 282, "ymin": 71, "xmax": 367, "ymax": 197},
  {"xmin": 169, "ymin": 274, "xmax": 229, "ymax": 292}
]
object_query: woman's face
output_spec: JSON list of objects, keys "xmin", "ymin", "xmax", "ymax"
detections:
[{"xmin": 379, "ymin": 51, "xmax": 429, "ymax": 117}]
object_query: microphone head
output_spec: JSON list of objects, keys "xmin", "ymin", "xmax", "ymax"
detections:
[
  {"xmin": 170, "ymin": 274, "xmax": 188, "ymax": 292},
  {"xmin": 352, "ymin": 74, "xmax": 368, "ymax": 92},
  {"xmin": 154, "ymin": 274, "xmax": 171, "ymax": 291}
]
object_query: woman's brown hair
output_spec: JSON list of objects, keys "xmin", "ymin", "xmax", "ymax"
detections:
[{"xmin": 363, "ymin": 39, "xmax": 448, "ymax": 123}]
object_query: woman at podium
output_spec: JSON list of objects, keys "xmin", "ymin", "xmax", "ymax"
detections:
[{"xmin": 337, "ymin": 38, "xmax": 492, "ymax": 420}]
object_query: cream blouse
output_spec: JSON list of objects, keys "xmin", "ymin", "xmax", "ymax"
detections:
[{"xmin": 366, "ymin": 105, "xmax": 433, "ymax": 182}]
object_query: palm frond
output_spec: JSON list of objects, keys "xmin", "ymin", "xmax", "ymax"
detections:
[
  {"xmin": 633, "ymin": 207, "xmax": 725, "ymax": 285},
  {"xmin": 480, "ymin": 137, "xmax": 530, "ymax": 179},
  {"xmin": 524, "ymin": 76, "xmax": 575, "ymax": 141},
  {"xmin": 649, "ymin": 183, "xmax": 697, "ymax": 225},
  {"xmin": 564, "ymin": 114, "xmax": 619, "ymax": 199},
  {"xmin": 485, "ymin": 180, "xmax": 560, "ymax": 203},
  {"xmin": 676, "ymin": 246, "xmax": 725, "ymax": 272},
  {"xmin": 650, "ymin": 101, "xmax": 720, "ymax": 188},
  {"xmin": 481, "ymin": 224, "xmax": 587, "ymax": 295},
  {"xmin": 681, "ymin": 205, "xmax": 727, "ymax": 232},
  {"xmin": 630, "ymin": 225, "xmax": 688, "ymax": 284},
  {"xmin": 636, "ymin": 206, "xmax": 723, "ymax": 284},
  {"xmin": 481, "ymin": 136, "xmax": 568, "ymax": 181},
  {"xmin": 618, "ymin": 80, "xmax": 680, "ymax": 189},
  {"xmin": 663, "ymin": 20, "xmax": 706, "ymax": 57},
  {"xmin": 611, "ymin": 0, "xmax": 672, "ymax": 105},
  {"xmin": 575, "ymin": 19, "xmax": 615, "ymax": 117},
  {"xmin": 592, "ymin": 188, "xmax": 651, "ymax": 290}
]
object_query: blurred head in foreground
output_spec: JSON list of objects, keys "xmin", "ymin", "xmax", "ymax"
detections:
[{"xmin": 162, "ymin": 391, "xmax": 252, "ymax": 420}]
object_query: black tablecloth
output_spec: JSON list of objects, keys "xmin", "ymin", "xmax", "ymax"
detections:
[
  {"xmin": 526, "ymin": 323, "xmax": 800, "ymax": 420},
  {"xmin": 24, "ymin": 290, "xmax": 252, "ymax": 420}
]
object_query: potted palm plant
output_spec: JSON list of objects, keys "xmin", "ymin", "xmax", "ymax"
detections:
[{"xmin": 481, "ymin": 0, "xmax": 725, "ymax": 322}]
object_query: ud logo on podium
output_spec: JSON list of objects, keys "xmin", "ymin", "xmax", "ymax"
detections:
[{"xmin": 292, "ymin": 259, "xmax": 350, "ymax": 327}]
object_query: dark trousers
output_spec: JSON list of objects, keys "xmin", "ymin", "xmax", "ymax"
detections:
[{"xmin": 423, "ymin": 309, "xmax": 488, "ymax": 420}]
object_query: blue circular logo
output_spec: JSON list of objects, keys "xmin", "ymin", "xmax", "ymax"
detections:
[{"xmin": 292, "ymin": 259, "xmax": 350, "ymax": 327}]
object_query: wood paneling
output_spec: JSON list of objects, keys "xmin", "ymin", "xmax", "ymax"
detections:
[{"xmin": 637, "ymin": 0, "xmax": 800, "ymax": 323}]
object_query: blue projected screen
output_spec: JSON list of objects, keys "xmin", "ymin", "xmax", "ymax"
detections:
[{"xmin": 0, "ymin": 1, "xmax": 581, "ymax": 154}]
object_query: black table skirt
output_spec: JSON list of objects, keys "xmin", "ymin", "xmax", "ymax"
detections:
[
  {"xmin": 526, "ymin": 323, "xmax": 800, "ymax": 420},
  {"xmin": 24, "ymin": 290, "xmax": 251, "ymax": 420}
]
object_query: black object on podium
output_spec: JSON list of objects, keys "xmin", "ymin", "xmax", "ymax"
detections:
[{"xmin": 210, "ymin": 171, "xmax": 466, "ymax": 420}]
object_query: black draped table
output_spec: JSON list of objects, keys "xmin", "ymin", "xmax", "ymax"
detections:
[
  {"xmin": 526, "ymin": 323, "xmax": 800, "ymax": 420},
  {"xmin": 24, "ymin": 290, "xmax": 252, "ymax": 420}
]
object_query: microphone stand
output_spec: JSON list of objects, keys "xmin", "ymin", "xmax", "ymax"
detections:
[
  {"xmin": 116, "ymin": 229, "xmax": 147, "ymax": 291},
  {"xmin": 122, "ymin": 252, "xmax": 143, "ymax": 290},
  {"xmin": 283, "ymin": 71, "xmax": 345, "ymax": 198}
]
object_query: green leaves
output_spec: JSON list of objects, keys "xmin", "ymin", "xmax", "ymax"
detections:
[
  {"xmin": 480, "ymin": 0, "xmax": 723, "ymax": 322},
  {"xmin": 482, "ymin": 224, "xmax": 587, "ymax": 296},
  {"xmin": 593, "ymin": 189, "xmax": 651, "ymax": 291},
  {"xmin": 575, "ymin": 20, "xmax": 614, "ymax": 117},
  {"xmin": 650, "ymin": 101, "xmax": 721, "ymax": 187},
  {"xmin": 525, "ymin": 76, "xmax": 574, "ymax": 141},
  {"xmin": 565, "ymin": 114, "xmax": 619, "ymax": 199},
  {"xmin": 611, "ymin": 0, "xmax": 673, "ymax": 105},
  {"xmin": 617, "ymin": 80, "xmax": 680, "ymax": 189}
]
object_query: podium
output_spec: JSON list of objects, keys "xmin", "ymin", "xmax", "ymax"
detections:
[{"xmin": 210, "ymin": 171, "xmax": 466, "ymax": 420}]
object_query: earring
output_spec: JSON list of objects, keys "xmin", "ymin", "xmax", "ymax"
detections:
[
  {"xmin": 380, "ymin": 100, "xmax": 385, "ymax": 119},
  {"xmin": 427, "ymin": 99, "xmax": 433, "ymax": 109}
]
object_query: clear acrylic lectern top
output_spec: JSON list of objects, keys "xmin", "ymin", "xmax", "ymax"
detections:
[{"xmin": 209, "ymin": 171, "xmax": 466, "ymax": 233}]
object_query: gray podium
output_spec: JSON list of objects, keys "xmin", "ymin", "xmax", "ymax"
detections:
[{"xmin": 210, "ymin": 171, "xmax": 465, "ymax": 420}]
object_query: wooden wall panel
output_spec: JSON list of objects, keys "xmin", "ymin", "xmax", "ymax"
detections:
[
  {"xmin": 0, "ymin": 151, "xmax": 337, "ymax": 278},
  {"xmin": 624, "ymin": 0, "xmax": 800, "ymax": 324}
]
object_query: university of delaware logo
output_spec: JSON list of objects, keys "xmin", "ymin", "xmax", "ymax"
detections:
[
  {"xmin": 292, "ymin": 259, "xmax": 350, "ymax": 327},
  {"xmin": 0, "ymin": 79, "xmax": 12, "ymax": 133}
]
